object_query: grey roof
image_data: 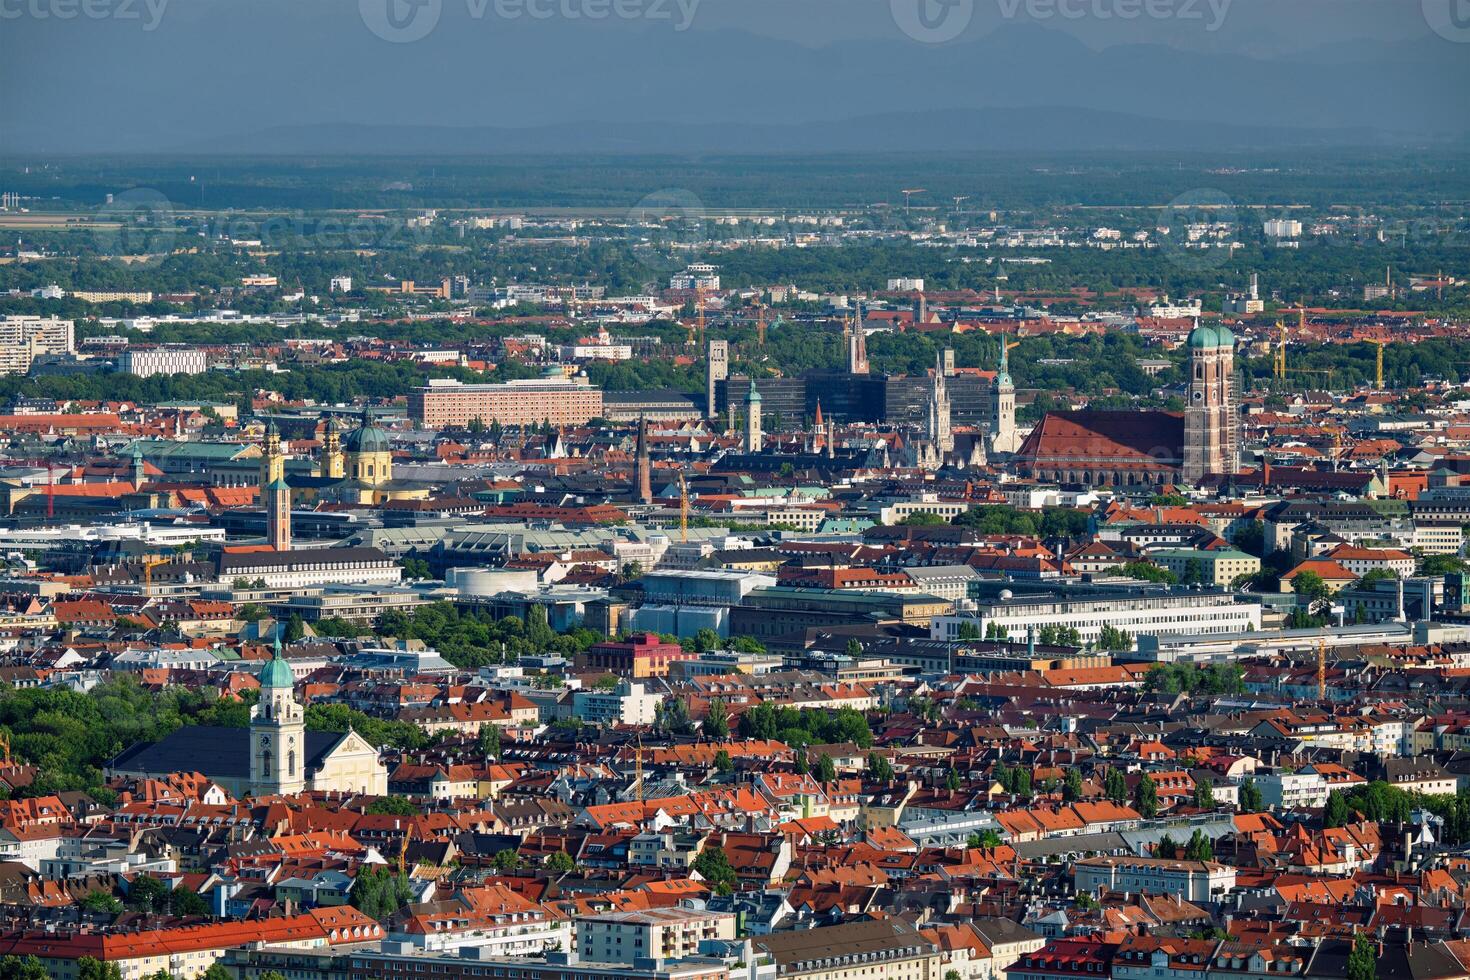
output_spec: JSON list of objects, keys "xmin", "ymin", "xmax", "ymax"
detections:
[{"xmin": 108, "ymin": 725, "xmax": 344, "ymax": 780}]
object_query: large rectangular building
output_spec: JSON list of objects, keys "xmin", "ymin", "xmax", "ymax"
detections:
[
  {"xmin": 409, "ymin": 377, "xmax": 604, "ymax": 429},
  {"xmin": 119, "ymin": 345, "xmax": 209, "ymax": 377},
  {"xmin": 0, "ymin": 316, "xmax": 74, "ymax": 375}
]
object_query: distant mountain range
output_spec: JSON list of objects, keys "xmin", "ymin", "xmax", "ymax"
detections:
[
  {"xmin": 182, "ymin": 107, "xmax": 1402, "ymax": 156},
  {"xmin": 2, "ymin": 4, "xmax": 1465, "ymax": 155}
]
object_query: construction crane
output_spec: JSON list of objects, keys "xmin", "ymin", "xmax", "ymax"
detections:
[
  {"xmin": 141, "ymin": 555, "xmax": 172, "ymax": 591},
  {"xmin": 695, "ymin": 284, "xmax": 706, "ymax": 346},
  {"xmin": 900, "ymin": 188, "xmax": 925, "ymax": 216},
  {"xmin": 1316, "ymin": 636, "xmax": 1327, "ymax": 701},
  {"xmin": 951, "ymin": 195, "xmax": 969, "ymax": 215},
  {"xmin": 1272, "ymin": 320, "xmax": 1288, "ymax": 380},
  {"xmin": 1370, "ymin": 338, "xmax": 1389, "ymax": 390},
  {"xmin": 678, "ymin": 472, "xmax": 690, "ymax": 544},
  {"xmin": 756, "ymin": 306, "xmax": 767, "ymax": 346},
  {"xmin": 46, "ymin": 460, "xmax": 56, "ymax": 520}
]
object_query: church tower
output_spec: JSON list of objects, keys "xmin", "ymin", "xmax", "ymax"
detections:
[
  {"xmin": 249, "ymin": 635, "xmax": 305, "ymax": 797},
  {"xmin": 926, "ymin": 351, "xmax": 953, "ymax": 455},
  {"xmin": 989, "ymin": 339, "xmax": 1019, "ymax": 455},
  {"xmin": 635, "ymin": 415, "xmax": 653, "ymax": 504},
  {"xmin": 261, "ymin": 422, "xmax": 291, "ymax": 551},
  {"xmin": 705, "ymin": 339, "xmax": 728, "ymax": 422},
  {"xmin": 847, "ymin": 309, "xmax": 870, "ymax": 375},
  {"xmin": 319, "ymin": 415, "xmax": 345, "ymax": 480},
  {"xmin": 745, "ymin": 388, "xmax": 763, "ymax": 453},
  {"xmin": 1183, "ymin": 322, "xmax": 1238, "ymax": 484}
]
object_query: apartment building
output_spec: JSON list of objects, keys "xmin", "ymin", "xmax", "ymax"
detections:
[
  {"xmin": 932, "ymin": 586, "xmax": 1261, "ymax": 646},
  {"xmin": 1073, "ymin": 856, "xmax": 1235, "ymax": 903},
  {"xmin": 751, "ymin": 918, "xmax": 942, "ymax": 980},
  {"xmin": 578, "ymin": 908, "xmax": 736, "ymax": 964},
  {"xmin": 0, "ymin": 316, "xmax": 74, "ymax": 375},
  {"xmin": 409, "ymin": 377, "xmax": 604, "ymax": 428}
]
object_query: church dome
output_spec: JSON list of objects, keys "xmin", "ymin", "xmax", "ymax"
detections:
[
  {"xmin": 259, "ymin": 654, "xmax": 294, "ymax": 690},
  {"xmin": 343, "ymin": 413, "xmax": 390, "ymax": 454},
  {"xmin": 1187, "ymin": 323, "xmax": 1234, "ymax": 349}
]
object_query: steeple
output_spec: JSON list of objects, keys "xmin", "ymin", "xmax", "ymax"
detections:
[{"xmin": 635, "ymin": 415, "xmax": 653, "ymax": 504}]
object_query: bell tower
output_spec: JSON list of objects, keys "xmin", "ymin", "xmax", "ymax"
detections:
[
  {"xmin": 249, "ymin": 635, "xmax": 305, "ymax": 797},
  {"xmin": 1183, "ymin": 322, "xmax": 1238, "ymax": 484}
]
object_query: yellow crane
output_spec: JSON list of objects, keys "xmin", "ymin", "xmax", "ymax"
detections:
[
  {"xmin": 1317, "ymin": 636, "xmax": 1327, "ymax": 702},
  {"xmin": 141, "ymin": 555, "xmax": 173, "ymax": 591},
  {"xmin": 756, "ymin": 306, "xmax": 767, "ymax": 346},
  {"xmin": 1369, "ymin": 338, "xmax": 1389, "ymax": 390},
  {"xmin": 678, "ymin": 472, "xmax": 690, "ymax": 544},
  {"xmin": 1272, "ymin": 320, "xmax": 1288, "ymax": 380}
]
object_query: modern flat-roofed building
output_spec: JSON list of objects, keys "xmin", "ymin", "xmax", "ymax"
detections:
[
  {"xmin": 932, "ymin": 582, "xmax": 1260, "ymax": 647},
  {"xmin": 0, "ymin": 316, "xmax": 74, "ymax": 375},
  {"xmin": 578, "ymin": 908, "xmax": 736, "ymax": 964},
  {"xmin": 119, "ymin": 345, "xmax": 208, "ymax": 377},
  {"xmin": 409, "ymin": 376, "xmax": 604, "ymax": 429}
]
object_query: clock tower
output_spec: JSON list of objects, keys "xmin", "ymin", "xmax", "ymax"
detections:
[{"xmin": 250, "ymin": 635, "xmax": 305, "ymax": 797}]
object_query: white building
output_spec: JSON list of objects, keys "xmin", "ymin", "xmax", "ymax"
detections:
[
  {"xmin": 572, "ymin": 679, "xmax": 661, "ymax": 727},
  {"xmin": 1073, "ymin": 856, "xmax": 1234, "ymax": 903},
  {"xmin": 329, "ymin": 276, "xmax": 353, "ymax": 293},
  {"xmin": 0, "ymin": 316, "xmax": 74, "ymax": 375},
  {"xmin": 1253, "ymin": 770, "xmax": 1329, "ymax": 810},
  {"xmin": 119, "ymin": 346, "xmax": 209, "ymax": 377},
  {"xmin": 578, "ymin": 908, "xmax": 737, "ymax": 964},
  {"xmin": 932, "ymin": 589, "xmax": 1261, "ymax": 646},
  {"xmin": 1263, "ymin": 219, "xmax": 1303, "ymax": 238}
]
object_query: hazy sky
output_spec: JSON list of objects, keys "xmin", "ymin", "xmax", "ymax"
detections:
[{"xmin": 1, "ymin": 0, "xmax": 1465, "ymax": 153}]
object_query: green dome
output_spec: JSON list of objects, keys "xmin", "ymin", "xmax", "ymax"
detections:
[
  {"xmin": 746, "ymin": 388, "xmax": 762, "ymax": 403},
  {"xmin": 259, "ymin": 655, "xmax": 294, "ymax": 690},
  {"xmin": 344, "ymin": 415, "xmax": 390, "ymax": 454},
  {"xmin": 1187, "ymin": 323, "xmax": 1232, "ymax": 349}
]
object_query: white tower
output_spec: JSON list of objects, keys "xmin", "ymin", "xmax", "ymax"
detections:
[
  {"xmin": 745, "ymin": 388, "xmax": 763, "ymax": 453},
  {"xmin": 249, "ymin": 635, "xmax": 306, "ymax": 797}
]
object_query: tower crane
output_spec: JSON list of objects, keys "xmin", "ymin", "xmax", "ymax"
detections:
[
  {"xmin": 900, "ymin": 188, "xmax": 925, "ymax": 216},
  {"xmin": 678, "ymin": 472, "xmax": 690, "ymax": 544}
]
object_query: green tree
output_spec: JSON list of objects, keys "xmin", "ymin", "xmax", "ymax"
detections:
[
  {"xmin": 1134, "ymin": 773, "xmax": 1159, "ymax": 819},
  {"xmin": 492, "ymin": 849, "xmax": 522, "ymax": 873},
  {"xmin": 1239, "ymin": 778, "xmax": 1264, "ymax": 813},
  {"xmin": 365, "ymin": 796, "xmax": 417, "ymax": 816},
  {"xmin": 1183, "ymin": 829, "xmax": 1213, "ymax": 861},
  {"xmin": 0, "ymin": 957, "xmax": 52, "ymax": 980},
  {"xmin": 1181, "ymin": 558, "xmax": 1205, "ymax": 586},
  {"xmin": 77, "ymin": 961, "xmax": 123, "ymax": 980},
  {"xmin": 1108, "ymin": 561, "xmax": 1178, "ymax": 585},
  {"xmin": 867, "ymin": 752, "xmax": 894, "ymax": 782},
  {"xmin": 350, "ymin": 866, "xmax": 414, "ymax": 920},
  {"xmin": 1292, "ymin": 570, "xmax": 1332, "ymax": 606},
  {"xmin": 1193, "ymin": 777, "xmax": 1215, "ymax": 809},
  {"xmin": 126, "ymin": 875, "xmax": 168, "ymax": 913},
  {"xmin": 714, "ymin": 749, "xmax": 733, "ymax": 774},
  {"xmin": 1155, "ymin": 834, "xmax": 1180, "ymax": 858},
  {"xmin": 703, "ymin": 698, "xmax": 730, "ymax": 739},
  {"xmin": 692, "ymin": 845, "xmax": 738, "ymax": 895},
  {"xmin": 284, "ymin": 613, "xmax": 306, "ymax": 643},
  {"xmin": 1064, "ymin": 768, "xmax": 1084, "ymax": 802},
  {"xmin": 169, "ymin": 886, "xmax": 209, "ymax": 917},
  {"xmin": 1346, "ymin": 934, "xmax": 1376, "ymax": 980},
  {"xmin": 1324, "ymin": 790, "xmax": 1350, "ymax": 828},
  {"xmin": 1104, "ymin": 767, "xmax": 1128, "ymax": 804},
  {"xmin": 478, "ymin": 724, "xmax": 501, "ymax": 759},
  {"xmin": 814, "ymin": 754, "xmax": 837, "ymax": 783},
  {"xmin": 545, "ymin": 850, "xmax": 577, "ymax": 874},
  {"xmin": 845, "ymin": 637, "xmax": 864, "ymax": 657},
  {"xmin": 1422, "ymin": 554, "xmax": 1467, "ymax": 576},
  {"xmin": 945, "ymin": 767, "xmax": 962, "ymax": 791},
  {"xmin": 79, "ymin": 890, "xmax": 122, "ymax": 915}
]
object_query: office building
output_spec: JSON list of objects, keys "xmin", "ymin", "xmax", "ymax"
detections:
[
  {"xmin": 409, "ymin": 376, "xmax": 604, "ymax": 429},
  {"xmin": 119, "ymin": 345, "xmax": 208, "ymax": 377}
]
